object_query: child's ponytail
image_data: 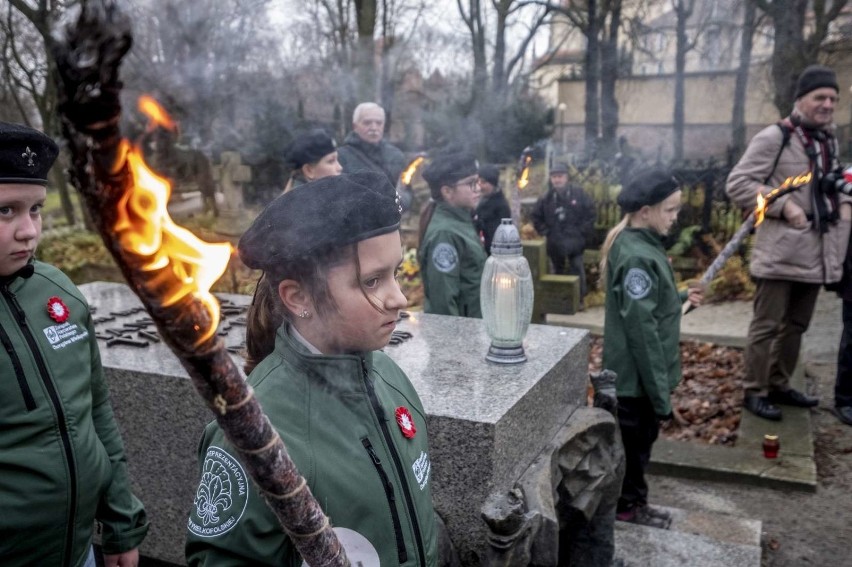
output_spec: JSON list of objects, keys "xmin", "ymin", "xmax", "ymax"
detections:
[
  {"xmin": 599, "ymin": 214, "xmax": 631, "ymax": 288},
  {"xmin": 244, "ymin": 274, "xmax": 285, "ymax": 374}
]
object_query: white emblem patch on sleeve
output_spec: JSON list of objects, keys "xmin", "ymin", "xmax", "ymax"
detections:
[
  {"xmin": 624, "ymin": 268, "xmax": 653, "ymax": 300},
  {"xmin": 432, "ymin": 242, "xmax": 459, "ymax": 273},
  {"xmin": 187, "ymin": 446, "xmax": 249, "ymax": 538}
]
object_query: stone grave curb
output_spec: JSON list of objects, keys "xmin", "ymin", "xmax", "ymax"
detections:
[{"xmin": 546, "ymin": 317, "xmax": 817, "ymax": 492}]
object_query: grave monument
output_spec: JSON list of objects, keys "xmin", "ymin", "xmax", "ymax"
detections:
[{"xmin": 81, "ymin": 282, "xmax": 622, "ymax": 566}]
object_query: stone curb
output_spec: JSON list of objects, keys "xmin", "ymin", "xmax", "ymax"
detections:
[{"xmin": 548, "ymin": 311, "xmax": 817, "ymax": 492}]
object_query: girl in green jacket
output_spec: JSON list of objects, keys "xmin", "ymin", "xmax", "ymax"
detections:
[
  {"xmin": 0, "ymin": 122, "xmax": 148, "ymax": 566},
  {"xmin": 599, "ymin": 167, "xmax": 703, "ymax": 530},
  {"xmin": 186, "ymin": 172, "xmax": 438, "ymax": 566},
  {"xmin": 417, "ymin": 150, "xmax": 487, "ymax": 317}
]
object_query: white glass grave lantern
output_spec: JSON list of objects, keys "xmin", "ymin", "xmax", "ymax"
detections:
[{"xmin": 480, "ymin": 219, "xmax": 534, "ymax": 363}]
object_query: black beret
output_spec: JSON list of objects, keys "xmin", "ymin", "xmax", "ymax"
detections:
[
  {"xmin": 422, "ymin": 150, "xmax": 478, "ymax": 190},
  {"xmin": 239, "ymin": 171, "xmax": 401, "ymax": 270},
  {"xmin": 617, "ymin": 167, "xmax": 680, "ymax": 213},
  {"xmin": 550, "ymin": 161, "xmax": 569, "ymax": 174},
  {"xmin": 795, "ymin": 65, "xmax": 838, "ymax": 99},
  {"xmin": 479, "ymin": 164, "xmax": 500, "ymax": 186},
  {"xmin": 284, "ymin": 129, "xmax": 337, "ymax": 169},
  {"xmin": 0, "ymin": 121, "xmax": 59, "ymax": 185}
]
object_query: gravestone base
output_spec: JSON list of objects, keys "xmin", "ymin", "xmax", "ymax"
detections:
[{"xmin": 81, "ymin": 283, "xmax": 597, "ymax": 565}]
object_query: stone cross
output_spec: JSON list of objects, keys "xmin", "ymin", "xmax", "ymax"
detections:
[
  {"xmin": 213, "ymin": 151, "xmax": 252, "ymax": 220},
  {"xmin": 210, "ymin": 151, "xmax": 253, "ymax": 235}
]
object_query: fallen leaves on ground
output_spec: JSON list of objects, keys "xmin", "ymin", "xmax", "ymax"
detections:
[{"xmin": 589, "ymin": 337, "xmax": 745, "ymax": 446}]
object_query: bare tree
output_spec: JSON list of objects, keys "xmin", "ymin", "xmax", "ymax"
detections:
[
  {"xmin": 121, "ymin": 0, "xmax": 278, "ymax": 150},
  {"xmin": 731, "ymin": 1, "xmax": 759, "ymax": 160},
  {"xmin": 7, "ymin": 0, "xmax": 77, "ymax": 226},
  {"xmin": 522, "ymin": 0, "xmax": 632, "ymax": 158},
  {"xmin": 671, "ymin": 0, "xmax": 695, "ymax": 162},
  {"xmin": 752, "ymin": 0, "xmax": 849, "ymax": 117},
  {"xmin": 599, "ymin": 0, "xmax": 624, "ymax": 160}
]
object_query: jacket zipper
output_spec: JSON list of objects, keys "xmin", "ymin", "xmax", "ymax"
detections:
[
  {"xmin": 0, "ymin": 318, "xmax": 36, "ymax": 410},
  {"xmin": 2, "ymin": 288, "xmax": 77, "ymax": 566},
  {"xmin": 362, "ymin": 437, "xmax": 408, "ymax": 563},
  {"xmin": 361, "ymin": 358, "xmax": 426, "ymax": 566}
]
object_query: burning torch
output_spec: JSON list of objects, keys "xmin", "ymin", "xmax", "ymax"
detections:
[
  {"xmin": 510, "ymin": 146, "xmax": 534, "ymax": 224},
  {"xmin": 397, "ymin": 154, "xmax": 425, "ymax": 213},
  {"xmin": 683, "ymin": 171, "xmax": 813, "ymax": 315},
  {"xmin": 52, "ymin": 2, "xmax": 348, "ymax": 565}
]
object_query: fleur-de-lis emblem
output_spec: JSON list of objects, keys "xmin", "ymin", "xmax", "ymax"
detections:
[{"xmin": 22, "ymin": 146, "xmax": 37, "ymax": 168}]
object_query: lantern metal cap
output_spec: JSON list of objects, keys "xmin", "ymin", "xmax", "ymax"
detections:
[{"xmin": 490, "ymin": 218, "xmax": 522, "ymax": 255}]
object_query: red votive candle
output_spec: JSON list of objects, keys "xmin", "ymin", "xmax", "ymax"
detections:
[{"xmin": 763, "ymin": 434, "xmax": 780, "ymax": 459}]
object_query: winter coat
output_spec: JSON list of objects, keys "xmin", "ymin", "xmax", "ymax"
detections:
[
  {"xmin": 185, "ymin": 325, "xmax": 437, "ymax": 566},
  {"xmin": 474, "ymin": 190, "xmax": 512, "ymax": 254},
  {"xmin": 602, "ymin": 229, "xmax": 687, "ymax": 417},
  {"xmin": 531, "ymin": 184, "xmax": 596, "ymax": 259},
  {"xmin": 419, "ymin": 201, "xmax": 487, "ymax": 317},
  {"xmin": 0, "ymin": 261, "xmax": 148, "ymax": 567},
  {"xmin": 726, "ymin": 120, "xmax": 852, "ymax": 284},
  {"xmin": 337, "ymin": 132, "xmax": 406, "ymax": 185}
]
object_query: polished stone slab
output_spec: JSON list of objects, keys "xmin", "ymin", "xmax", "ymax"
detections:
[
  {"xmin": 391, "ymin": 313, "xmax": 589, "ymax": 564},
  {"xmin": 81, "ymin": 283, "xmax": 590, "ymax": 565}
]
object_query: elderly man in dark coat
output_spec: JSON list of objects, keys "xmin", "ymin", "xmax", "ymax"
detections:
[{"xmin": 337, "ymin": 102, "xmax": 406, "ymax": 186}]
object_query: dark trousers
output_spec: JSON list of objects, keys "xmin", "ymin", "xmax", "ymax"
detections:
[
  {"xmin": 744, "ymin": 279, "xmax": 820, "ymax": 396},
  {"xmin": 836, "ymin": 300, "xmax": 852, "ymax": 408},
  {"xmin": 551, "ymin": 253, "xmax": 587, "ymax": 298},
  {"xmin": 616, "ymin": 397, "xmax": 659, "ymax": 513}
]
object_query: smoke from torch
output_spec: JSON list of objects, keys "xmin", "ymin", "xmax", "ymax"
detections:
[{"xmin": 683, "ymin": 171, "xmax": 812, "ymax": 315}]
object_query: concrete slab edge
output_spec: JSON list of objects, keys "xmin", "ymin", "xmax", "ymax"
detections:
[{"xmin": 649, "ymin": 439, "xmax": 817, "ymax": 493}]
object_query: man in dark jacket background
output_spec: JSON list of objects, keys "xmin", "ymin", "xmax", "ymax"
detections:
[
  {"xmin": 474, "ymin": 163, "xmax": 511, "ymax": 254},
  {"xmin": 337, "ymin": 102, "xmax": 406, "ymax": 186},
  {"xmin": 531, "ymin": 162, "xmax": 596, "ymax": 303}
]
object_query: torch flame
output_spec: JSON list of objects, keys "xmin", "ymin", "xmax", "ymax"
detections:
[
  {"xmin": 517, "ymin": 156, "xmax": 532, "ymax": 190},
  {"xmin": 113, "ymin": 97, "xmax": 232, "ymax": 345},
  {"xmin": 754, "ymin": 172, "xmax": 813, "ymax": 227},
  {"xmin": 401, "ymin": 156, "xmax": 424, "ymax": 185},
  {"xmin": 138, "ymin": 94, "xmax": 176, "ymax": 131}
]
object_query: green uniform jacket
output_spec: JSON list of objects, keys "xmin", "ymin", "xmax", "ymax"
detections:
[
  {"xmin": 602, "ymin": 229, "xmax": 687, "ymax": 416},
  {"xmin": 419, "ymin": 202, "xmax": 487, "ymax": 317},
  {"xmin": 0, "ymin": 262, "xmax": 148, "ymax": 566},
  {"xmin": 185, "ymin": 325, "xmax": 438, "ymax": 566}
]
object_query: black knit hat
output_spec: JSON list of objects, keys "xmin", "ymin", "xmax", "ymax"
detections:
[
  {"xmin": 422, "ymin": 149, "xmax": 478, "ymax": 191},
  {"xmin": 617, "ymin": 167, "xmax": 680, "ymax": 213},
  {"xmin": 284, "ymin": 129, "xmax": 337, "ymax": 169},
  {"xmin": 795, "ymin": 65, "xmax": 839, "ymax": 99},
  {"xmin": 239, "ymin": 171, "xmax": 401, "ymax": 271},
  {"xmin": 479, "ymin": 164, "xmax": 500, "ymax": 186},
  {"xmin": 0, "ymin": 121, "xmax": 59, "ymax": 185}
]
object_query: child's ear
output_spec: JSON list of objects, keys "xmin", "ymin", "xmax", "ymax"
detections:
[
  {"xmin": 439, "ymin": 184, "xmax": 454, "ymax": 201},
  {"xmin": 278, "ymin": 280, "xmax": 312, "ymax": 319}
]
